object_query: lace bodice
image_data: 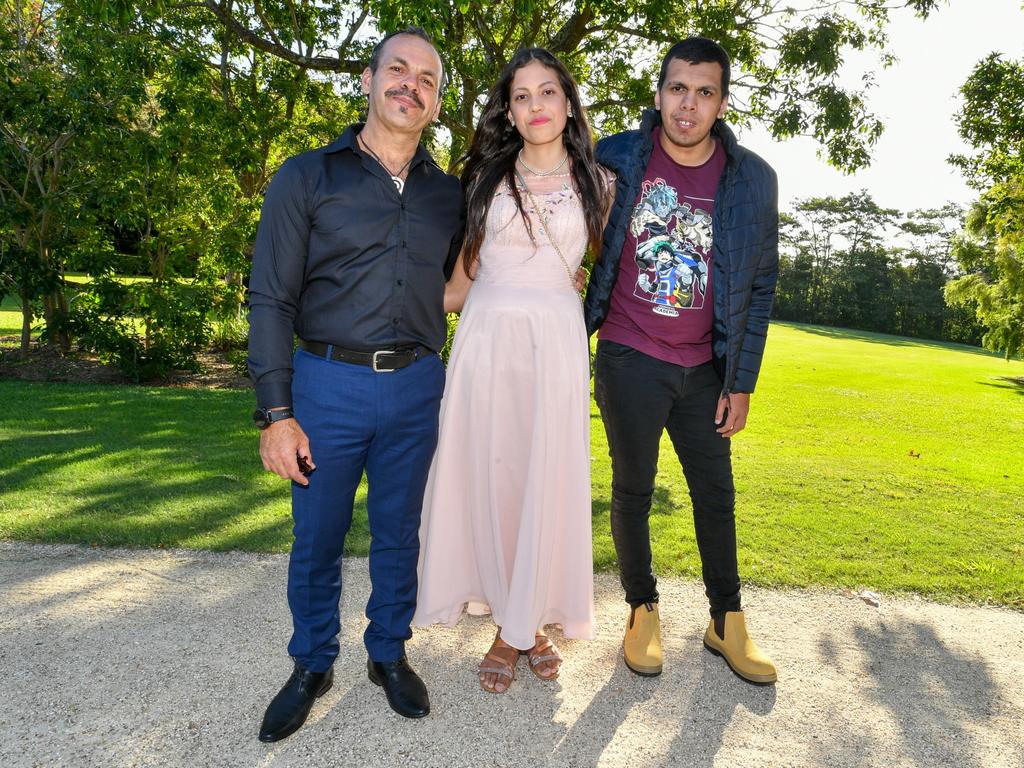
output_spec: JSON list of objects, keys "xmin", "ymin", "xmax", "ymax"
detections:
[{"xmin": 475, "ymin": 173, "xmax": 588, "ymax": 290}]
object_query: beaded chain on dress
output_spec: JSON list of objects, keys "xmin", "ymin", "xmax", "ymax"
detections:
[{"xmin": 483, "ymin": 172, "xmax": 587, "ymax": 277}]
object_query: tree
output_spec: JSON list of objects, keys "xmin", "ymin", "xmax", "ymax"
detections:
[
  {"xmin": 0, "ymin": 0, "xmax": 151, "ymax": 350},
  {"xmin": 894, "ymin": 204, "xmax": 982, "ymax": 343},
  {"xmin": 2, "ymin": 1, "xmax": 357, "ymax": 372},
  {"xmin": 82, "ymin": 0, "xmax": 942, "ymax": 171},
  {"xmin": 947, "ymin": 53, "xmax": 1024, "ymax": 359},
  {"xmin": 104, "ymin": 30, "xmax": 345, "ymax": 369},
  {"xmin": 776, "ymin": 191, "xmax": 899, "ymax": 327},
  {"xmin": 6, "ymin": 0, "xmax": 957, "ymax": 369},
  {"xmin": 946, "ymin": 201, "xmax": 1023, "ymax": 359}
]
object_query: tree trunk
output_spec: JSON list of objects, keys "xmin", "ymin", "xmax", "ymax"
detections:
[
  {"xmin": 224, "ymin": 270, "xmax": 245, "ymax": 318},
  {"xmin": 41, "ymin": 288, "xmax": 70, "ymax": 351},
  {"xmin": 19, "ymin": 290, "xmax": 32, "ymax": 352}
]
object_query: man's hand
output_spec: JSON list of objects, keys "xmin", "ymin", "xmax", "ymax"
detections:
[
  {"xmin": 715, "ymin": 392, "xmax": 750, "ymax": 438},
  {"xmin": 259, "ymin": 417, "xmax": 315, "ymax": 486}
]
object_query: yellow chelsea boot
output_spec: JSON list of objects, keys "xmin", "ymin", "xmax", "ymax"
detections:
[
  {"xmin": 703, "ymin": 610, "xmax": 777, "ymax": 685},
  {"xmin": 623, "ymin": 602, "xmax": 663, "ymax": 676}
]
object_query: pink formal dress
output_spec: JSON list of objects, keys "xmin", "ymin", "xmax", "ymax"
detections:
[{"xmin": 413, "ymin": 172, "xmax": 595, "ymax": 650}]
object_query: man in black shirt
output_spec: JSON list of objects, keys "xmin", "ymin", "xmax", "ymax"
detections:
[{"xmin": 247, "ymin": 27, "xmax": 463, "ymax": 742}]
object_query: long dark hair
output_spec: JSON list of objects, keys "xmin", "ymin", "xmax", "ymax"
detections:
[{"xmin": 460, "ymin": 48, "xmax": 609, "ymax": 275}]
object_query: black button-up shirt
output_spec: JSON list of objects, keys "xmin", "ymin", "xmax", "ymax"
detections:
[{"xmin": 247, "ymin": 124, "xmax": 464, "ymax": 408}]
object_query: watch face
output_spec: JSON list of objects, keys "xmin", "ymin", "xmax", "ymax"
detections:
[{"xmin": 253, "ymin": 408, "xmax": 269, "ymax": 429}]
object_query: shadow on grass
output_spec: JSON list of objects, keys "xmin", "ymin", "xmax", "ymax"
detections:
[
  {"xmin": 783, "ymin": 322, "xmax": 1004, "ymax": 358},
  {"xmin": 591, "ymin": 485, "xmax": 676, "ymax": 518},
  {"xmin": 977, "ymin": 376, "xmax": 1024, "ymax": 395},
  {"xmin": 0, "ymin": 381, "xmax": 369, "ymax": 554}
]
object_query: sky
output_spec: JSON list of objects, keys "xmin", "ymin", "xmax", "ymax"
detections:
[{"xmin": 735, "ymin": 0, "xmax": 1024, "ymax": 213}]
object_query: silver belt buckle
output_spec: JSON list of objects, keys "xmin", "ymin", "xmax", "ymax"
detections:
[{"xmin": 372, "ymin": 350, "xmax": 396, "ymax": 372}]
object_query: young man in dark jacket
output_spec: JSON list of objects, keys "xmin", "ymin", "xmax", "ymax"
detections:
[{"xmin": 584, "ymin": 37, "xmax": 779, "ymax": 684}]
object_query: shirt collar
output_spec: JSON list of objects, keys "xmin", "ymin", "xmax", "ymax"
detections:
[{"xmin": 325, "ymin": 123, "xmax": 437, "ymax": 171}]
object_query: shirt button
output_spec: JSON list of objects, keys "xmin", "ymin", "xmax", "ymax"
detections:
[
  {"xmin": 396, "ymin": 279, "xmax": 404, "ymax": 286},
  {"xmin": 392, "ymin": 318, "xmax": 400, "ymax": 325}
]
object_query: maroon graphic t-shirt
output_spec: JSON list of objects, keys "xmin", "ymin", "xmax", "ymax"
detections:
[{"xmin": 599, "ymin": 128, "xmax": 726, "ymax": 366}]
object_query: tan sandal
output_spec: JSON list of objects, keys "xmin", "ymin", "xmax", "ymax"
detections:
[
  {"xmin": 479, "ymin": 632, "xmax": 518, "ymax": 693},
  {"xmin": 526, "ymin": 633, "xmax": 562, "ymax": 681}
]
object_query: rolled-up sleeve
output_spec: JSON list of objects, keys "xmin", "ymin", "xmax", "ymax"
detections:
[{"xmin": 247, "ymin": 158, "xmax": 309, "ymax": 408}]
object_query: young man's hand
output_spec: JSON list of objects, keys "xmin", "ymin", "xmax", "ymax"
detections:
[{"xmin": 715, "ymin": 392, "xmax": 750, "ymax": 438}]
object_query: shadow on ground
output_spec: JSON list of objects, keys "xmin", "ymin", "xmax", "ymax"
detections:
[{"xmin": 2, "ymin": 545, "xmax": 1021, "ymax": 768}]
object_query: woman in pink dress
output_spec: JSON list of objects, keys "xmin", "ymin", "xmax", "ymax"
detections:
[{"xmin": 413, "ymin": 48, "xmax": 613, "ymax": 693}]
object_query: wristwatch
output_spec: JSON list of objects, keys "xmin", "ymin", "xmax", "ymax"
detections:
[{"xmin": 253, "ymin": 407, "xmax": 294, "ymax": 430}]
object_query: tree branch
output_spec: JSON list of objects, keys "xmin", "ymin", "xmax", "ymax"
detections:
[
  {"xmin": 251, "ymin": 0, "xmax": 284, "ymax": 49},
  {"xmin": 338, "ymin": 1, "xmax": 369, "ymax": 51},
  {"xmin": 549, "ymin": 4, "xmax": 597, "ymax": 53},
  {"xmin": 470, "ymin": 7, "xmax": 502, "ymax": 66},
  {"xmin": 199, "ymin": 0, "xmax": 362, "ymax": 73},
  {"xmin": 585, "ymin": 24, "xmax": 674, "ymax": 45},
  {"xmin": 586, "ymin": 97, "xmax": 650, "ymax": 112}
]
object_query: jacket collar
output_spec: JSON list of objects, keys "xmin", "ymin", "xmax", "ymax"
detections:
[{"xmin": 639, "ymin": 108, "xmax": 742, "ymax": 168}]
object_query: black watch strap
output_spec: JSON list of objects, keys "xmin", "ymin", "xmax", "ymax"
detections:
[{"xmin": 254, "ymin": 407, "xmax": 294, "ymax": 430}]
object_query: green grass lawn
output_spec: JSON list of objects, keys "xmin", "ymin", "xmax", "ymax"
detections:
[
  {"xmin": 1, "ymin": 293, "xmax": 26, "ymax": 337},
  {"xmin": 1, "ymin": 322, "xmax": 1021, "ymax": 606},
  {"xmin": 0, "ymin": 310, "xmax": 23, "ymax": 337}
]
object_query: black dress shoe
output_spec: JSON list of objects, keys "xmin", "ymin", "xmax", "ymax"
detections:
[
  {"xmin": 258, "ymin": 663, "xmax": 334, "ymax": 743},
  {"xmin": 367, "ymin": 656, "xmax": 430, "ymax": 718}
]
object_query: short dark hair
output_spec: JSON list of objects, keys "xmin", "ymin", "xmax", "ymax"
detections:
[
  {"xmin": 368, "ymin": 26, "xmax": 448, "ymax": 91},
  {"xmin": 657, "ymin": 37, "xmax": 730, "ymax": 95}
]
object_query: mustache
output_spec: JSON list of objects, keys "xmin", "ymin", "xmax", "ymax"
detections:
[{"xmin": 385, "ymin": 88, "xmax": 424, "ymax": 109}]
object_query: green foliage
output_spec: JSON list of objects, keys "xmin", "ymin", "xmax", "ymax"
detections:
[
  {"xmin": 951, "ymin": 53, "xmax": 1024, "ymax": 189},
  {"xmin": 946, "ymin": 201, "xmax": 1024, "ymax": 360},
  {"xmin": 2, "ymin": 0, "xmax": 357, "ymax": 370},
  {"xmin": 80, "ymin": 0, "xmax": 940, "ymax": 172},
  {"xmin": 7, "ymin": 0, "xmax": 948, "ymax": 366},
  {"xmin": 947, "ymin": 54, "xmax": 1024, "ymax": 359},
  {"xmin": 0, "ymin": 1, "xmax": 149, "ymax": 349},
  {"xmin": 61, "ymin": 275, "xmax": 216, "ymax": 380}
]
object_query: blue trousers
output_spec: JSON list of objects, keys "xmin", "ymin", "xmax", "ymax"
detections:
[{"xmin": 286, "ymin": 347, "xmax": 444, "ymax": 671}]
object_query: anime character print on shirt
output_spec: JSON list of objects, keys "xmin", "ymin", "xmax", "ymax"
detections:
[{"xmin": 629, "ymin": 179, "xmax": 713, "ymax": 318}]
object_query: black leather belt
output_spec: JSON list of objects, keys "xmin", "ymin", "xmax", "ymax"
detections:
[{"xmin": 299, "ymin": 339, "xmax": 430, "ymax": 372}]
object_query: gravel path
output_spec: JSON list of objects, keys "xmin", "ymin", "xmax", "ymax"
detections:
[{"xmin": 1, "ymin": 542, "xmax": 1021, "ymax": 768}]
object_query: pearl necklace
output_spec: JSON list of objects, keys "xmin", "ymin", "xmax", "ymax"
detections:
[
  {"xmin": 358, "ymin": 135, "xmax": 414, "ymax": 194},
  {"xmin": 517, "ymin": 149, "xmax": 569, "ymax": 177}
]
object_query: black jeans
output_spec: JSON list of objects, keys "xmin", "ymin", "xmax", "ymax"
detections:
[{"xmin": 593, "ymin": 340, "xmax": 741, "ymax": 615}]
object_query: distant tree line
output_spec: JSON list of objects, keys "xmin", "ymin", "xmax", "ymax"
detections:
[{"xmin": 773, "ymin": 192, "xmax": 984, "ymax": 346}]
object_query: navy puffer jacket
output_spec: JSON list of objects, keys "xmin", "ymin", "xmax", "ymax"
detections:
[{"xmin": 584, "ymin": 109, "xmax": 779, "ymax": 394}]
